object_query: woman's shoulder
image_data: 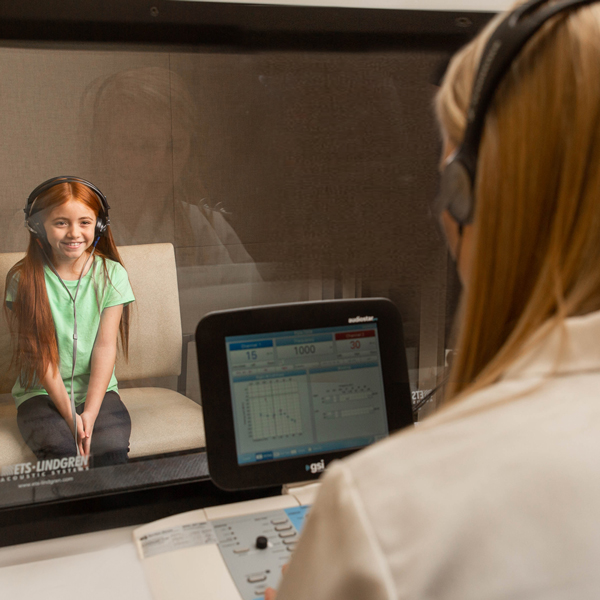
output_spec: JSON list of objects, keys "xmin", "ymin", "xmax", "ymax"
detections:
[
  {"xmin": 342, "ymin": 374, "xmax": 571, "ymax": 488},
  {"xmin": 327, "ymin": 371, "xmax": 600, "ymax": 598},
  {"xmin": 338, "ymin": 370, "xmax": 600, "ymax": 536}
]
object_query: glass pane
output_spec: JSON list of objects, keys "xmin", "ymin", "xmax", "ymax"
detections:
[{"xmin": 0, "ymin": 43, "xmax": 457, "ymax": 506}]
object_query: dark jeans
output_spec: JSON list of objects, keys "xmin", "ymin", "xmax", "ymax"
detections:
[{"xmin": 17, "ymin": 391, "xmax": 131, "ymax": 468}]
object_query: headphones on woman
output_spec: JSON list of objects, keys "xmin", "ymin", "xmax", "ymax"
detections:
[
  {"xmin": 433, "ymin": 0, "xmax": 598, "ymax": 227},
  {"xmin": 24, "ymin": 176, "xmax": 111, "ymax": 241}
]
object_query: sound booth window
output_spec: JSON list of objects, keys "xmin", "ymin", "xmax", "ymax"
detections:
[{"xmin": 0, "ymin": 43, "xmax": 456, "ymax": 508}]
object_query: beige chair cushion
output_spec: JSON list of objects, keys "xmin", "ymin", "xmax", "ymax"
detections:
[
  {"xmin": 0, "ymin": 390, "xmax": 205, "ymax": 467},
  {"xmin": 122, "ymin": 388, "xmax": 205, "ymax": 458}
]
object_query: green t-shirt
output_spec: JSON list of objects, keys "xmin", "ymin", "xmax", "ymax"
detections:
[{"xmin": 6, "ymin": 257, "xmax": 135, "ymax": 409}]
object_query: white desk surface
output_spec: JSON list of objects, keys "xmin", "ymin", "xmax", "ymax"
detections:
[
  {"xmin": 0, "ymin": 484, "xmax": 321, "ymax": 600},
  {"xmin": 0, "ymin": 526, "xmax": 152, "ymax": 600}
]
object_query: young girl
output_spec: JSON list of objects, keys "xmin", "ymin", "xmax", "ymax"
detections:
[{"xmin": 4, "ymin": 177, "xmax": 134, "ymax": 467}]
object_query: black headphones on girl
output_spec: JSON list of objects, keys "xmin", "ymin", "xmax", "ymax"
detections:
[
  {"xmin": 24, "ymin": 176, "xmax": 110, "ymax": 241},
  {"xmin": 433, "ymin": 0, "xmax": 598, "ymax": 227}
]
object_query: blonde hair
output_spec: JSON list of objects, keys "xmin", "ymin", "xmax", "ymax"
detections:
[{"xmin": 436, "ymin": 2, "xmax": 600, "ymax": 403}]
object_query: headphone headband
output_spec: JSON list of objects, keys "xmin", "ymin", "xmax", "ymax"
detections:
[
  {"xmin": 435, "ymin": 0, "xmax": 598, "ymax": 226},
  {"xmin": 24, "ymin": 176, "xmax": 111, "ymax": 240}
]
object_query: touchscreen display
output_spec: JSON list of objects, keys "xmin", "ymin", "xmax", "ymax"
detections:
[{"xmin": 225, "ymin": 324, "xmax": 389, "ymax": 465}]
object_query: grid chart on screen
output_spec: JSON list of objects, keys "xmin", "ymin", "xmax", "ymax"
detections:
[{"xmin": 246, "ymin": 377, "xmax": 303, "ymax": 441}]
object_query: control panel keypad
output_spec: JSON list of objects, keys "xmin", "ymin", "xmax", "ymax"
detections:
[{"xmin": 212, "ymin": 506, "xmax": 310, "ymax": 600}]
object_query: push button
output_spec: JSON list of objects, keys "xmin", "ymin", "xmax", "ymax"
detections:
[
  {"xmin": 279, "ymin": 531, "xmax": 296, "ymax": 539},
  {"xmin": 255, "ymin": 585, "xmax": 268, "ymax": 596},
  {"xmin": 247, "ymin": 574, "xmax": 267, "ymax": 584},
  {"xmin": 233, "ymin": 547, "xmax": 250, "ymax": 554},
  {"xmin": 271, "ymin": 517, "xmax": 288, "ymax": 525},
  {"xmin": 274, "ymin": 524, "xmax": 292, "ymax": 532}
]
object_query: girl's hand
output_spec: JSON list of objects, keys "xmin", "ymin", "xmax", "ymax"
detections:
[
  {"xmin": 71, "ymin": 413, "xmax": 85, "ymax": 456},
  {"xmin": 80, "ymin": 411, "xmax": 96, "ymax": 456}
]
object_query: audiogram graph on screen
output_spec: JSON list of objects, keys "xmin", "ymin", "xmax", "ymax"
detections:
[{"xmin": 246, "ymin": 378, "xmax": 303, "ymax": 441}]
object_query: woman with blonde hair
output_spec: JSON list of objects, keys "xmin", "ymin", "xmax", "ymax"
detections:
[{"xmin": 266, "ymin": 1, "xmax": 600, "ymax": 598}]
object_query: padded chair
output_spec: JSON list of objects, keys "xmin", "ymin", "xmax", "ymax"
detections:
[{"xmin": 0, "ymin": 243, "xmax": 205, "ymax": 468}]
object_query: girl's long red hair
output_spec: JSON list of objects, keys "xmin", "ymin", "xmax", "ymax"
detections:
[{"xmin": 4, "ymin": 181, "xmax": 130, "ymax": 390}]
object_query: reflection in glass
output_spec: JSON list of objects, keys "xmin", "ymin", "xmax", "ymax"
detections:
[{"xmin": 83, "ymin": 66, "xmax": 260, "ymax": 264}]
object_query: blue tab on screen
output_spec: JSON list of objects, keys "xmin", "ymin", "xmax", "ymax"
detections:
[
  {"xmin": 255, "ymin": 452, "xmax": 274, "ymax": 462},
  {"xmin": 229, "ymin": 340, "xmax": 273, "ymax": 351}
]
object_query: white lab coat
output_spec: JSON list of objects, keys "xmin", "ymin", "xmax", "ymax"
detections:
[{"xmin": 278, "ymin": 310, "xmax": 600, "ymax": 600}]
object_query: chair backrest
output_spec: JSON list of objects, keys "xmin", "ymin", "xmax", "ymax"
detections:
[
  {"xmin": 0, "ymin": 243, "xmax": 182, "ymax": 394},
  {"xmin": 115, "ymin": 243, "xmax": 182, "ymax": 381},
  {"xmin": 0, "ymin": 252, "xmax": 24, "ymax": 394}
]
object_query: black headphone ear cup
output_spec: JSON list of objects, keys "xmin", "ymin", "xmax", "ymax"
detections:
[
  {"xmin": 95, "ymin": 219, "xmax": 104, "ymax": 239},
  {"xmin": 26, "ymin": 214, "xmax": 47, "ymax": 240},
  {"xmin": 95, "ymin": 215, "xmax": 110, "ymax": 239},
  {"xmin": 437, "ymin": 160, "xmax": 475, "ymax": 226}
]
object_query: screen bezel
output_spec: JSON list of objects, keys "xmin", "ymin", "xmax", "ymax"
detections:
[{"xmin": 196, "ymin": 298, "xmax": 413, "ymax": 491}]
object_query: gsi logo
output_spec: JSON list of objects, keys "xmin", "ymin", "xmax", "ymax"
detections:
[{"xmin": 305, "ymin": 459, "xmax": 325, "ymax": 474}]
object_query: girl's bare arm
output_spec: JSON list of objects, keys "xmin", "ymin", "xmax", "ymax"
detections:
[
  {"xmin": 40, "ymin": 364, "xmax": 84, "ymax": 453},
  {"xmin": 81, "ymin": 304, "xmax": 123, "ymax": 449}
]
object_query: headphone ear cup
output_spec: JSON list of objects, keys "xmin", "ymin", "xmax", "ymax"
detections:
[
  {"xmin": 95, "ymin": 215, "xmax": 110, "ymax": 239},
  {"xmin": 436, "ymin": 159, "xmax": 475, "ymax": 226},
  {"xmin": 26, "ymin": 215, "xmax": 47, "ymax": 240}
]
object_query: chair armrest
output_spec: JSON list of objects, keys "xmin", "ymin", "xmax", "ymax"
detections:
[{"xmin": 177, "ymin": 333, "xmax": 195, "ymax": 396}]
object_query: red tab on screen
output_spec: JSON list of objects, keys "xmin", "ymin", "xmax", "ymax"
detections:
[{"xmin": 335, "ymin": 330, "xmax": 375, "ymax": 340}]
